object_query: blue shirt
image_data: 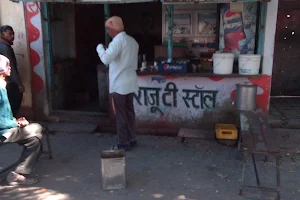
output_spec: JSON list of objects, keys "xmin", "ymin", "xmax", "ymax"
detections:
[
  {"xmin": 0, "ymin": 84, "xmax": 18, "ymax": 135},
  {"xmin": 96, "ymin": 32, "xmax": 139, "ymax": 95}
]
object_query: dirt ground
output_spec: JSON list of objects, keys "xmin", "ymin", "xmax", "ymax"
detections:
[{"xmin": 0, "ymin": 129, "xmax": 300, "ymax": 200}]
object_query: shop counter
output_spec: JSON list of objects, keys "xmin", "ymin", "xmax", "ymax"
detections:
[{"xmin": 137, "ymin": 72, "xmax": 262, "ymax": 78}]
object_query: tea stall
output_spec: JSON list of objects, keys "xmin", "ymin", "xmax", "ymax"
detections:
[
  {"xmin": 11, "ymin": 0, "xmax": 278, "ymax": 134},
  {"xmin": 134, "ymin": 0, "xmax": 276, "ymax": 130}
]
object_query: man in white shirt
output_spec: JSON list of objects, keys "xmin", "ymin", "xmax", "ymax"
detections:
[{"xmin": 96, "ymin": 16, "xmax": 139, "ymax": 151}]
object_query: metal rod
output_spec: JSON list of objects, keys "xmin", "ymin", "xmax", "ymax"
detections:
[
  {"xmin": 167, "ymin": 5, "xmax": 174, "ymax": 62},
  {"xmin": 239, "ymin": 152, "xmax": 248, "ymax": 196},
  {"xmin": 242, "ymin": 185, "xmax": 278, "ymax": 192},
  {"xmin": 104, "ymin": 4, "xmax": 110, "ymax": 47},
  {"xmin": 276, "ymin": 155, "xmax": 281, "ymax": 200},
  {"xmin": 252, "ymin": 153, "xmax": 261, "ymax": 186}
]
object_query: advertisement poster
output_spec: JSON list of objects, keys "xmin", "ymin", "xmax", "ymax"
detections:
[
  {"xmin": 198, "ymin": 12, "xmax": 217, "ymax": 35},
  {"xmin": 219, "ymin": 3, "xmax": 257, "ymax": 58},
  {"xmin": 165, "ymin": 13, "xmax": 192, "ymax": 35}
]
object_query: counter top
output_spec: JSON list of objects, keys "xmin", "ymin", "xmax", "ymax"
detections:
[{"xmin": 137, "ymin": 72, "xmax": 262, "ymax": 78}]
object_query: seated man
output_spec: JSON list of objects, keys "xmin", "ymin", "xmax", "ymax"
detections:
[{"xmin": 0, "ymin": 55, "xmax": 43, "ymax": 185}]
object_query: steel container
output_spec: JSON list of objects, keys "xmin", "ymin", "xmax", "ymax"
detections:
[{"xmin": 235, "ymin": 83, "xmax": 257, "ymax": 111}]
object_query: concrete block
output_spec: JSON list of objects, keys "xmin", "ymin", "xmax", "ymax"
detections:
[
  {"xmin": 178, "ymin": 128, "xmax": 215, "ymax": 139},
  {"xmin": 101, "ymin": 150, "xmax": 126, "ymax": 190}
]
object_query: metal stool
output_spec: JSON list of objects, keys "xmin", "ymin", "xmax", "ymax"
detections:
[{"xmin": 238, "ymin": 110, "xmax": 281, "ymax": 200}]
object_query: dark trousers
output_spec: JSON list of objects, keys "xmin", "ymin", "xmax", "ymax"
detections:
[
  {"xmin": 111, "ymin": 93, "xmax": 136, "ymax": 145},
  {"xmin": 1, "ymin": 123, "xmax": 43, "ymax": 175},
  {"xmin": 6, "ymin": 82, "xmax": 23, "ymax": 117}
]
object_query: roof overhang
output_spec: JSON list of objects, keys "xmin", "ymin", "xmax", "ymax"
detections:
[
  {"xmin": 11, "ymin": 0, "xmax": 156, "ymax": 3},
  {"xmin": 160, "ymin": 0, "xmax": 271, "ymax": 4}
]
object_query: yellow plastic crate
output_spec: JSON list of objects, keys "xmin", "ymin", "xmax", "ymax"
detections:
[{"xmin": 215, "ymin": 124, "xmax": 238, "ymax": 140}]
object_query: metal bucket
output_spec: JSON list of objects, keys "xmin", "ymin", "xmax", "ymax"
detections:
[{"xmin": 235, "ymin": 83, "xmax": 257, "ymax": 111}]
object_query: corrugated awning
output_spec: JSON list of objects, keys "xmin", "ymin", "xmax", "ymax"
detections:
[
  {"xmin": 11, "ymin": 0, "xmax": 155, "ymax": 3},
  {"xmin": 161, "ymin": 0, "xmax": 271, "ymax": 4}
]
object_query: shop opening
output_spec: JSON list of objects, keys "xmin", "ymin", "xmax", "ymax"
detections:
[
  {"xmin": 47, "ymin": 1, "xmax": 262, "ymax": 124},
  {"xmin": 49, "ymin": 2, "xmax": 162, "ymax": 113}
]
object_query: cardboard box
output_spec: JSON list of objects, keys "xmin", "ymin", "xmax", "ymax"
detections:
[
  {"xmin": 154, "ymin": 45, "xmax": 188, "ymax": 59},
  {"xmin": 158, "ymin": 62, "xmax": 188, "ymax": 73}
]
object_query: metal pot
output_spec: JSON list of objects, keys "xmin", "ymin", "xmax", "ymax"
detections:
[{"xmin": 235, "ymin": 83, "xmax": 257, "ymax": 111}]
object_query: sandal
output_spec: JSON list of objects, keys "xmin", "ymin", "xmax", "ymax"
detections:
[{"xmin": 6, "ymin": 171, "xmax": 38, "ymax": 186}]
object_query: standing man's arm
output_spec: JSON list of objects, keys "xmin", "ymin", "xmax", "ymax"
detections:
[{"xmin": 96, "ymin": 40, "xmax": 122, "ymax": 65}]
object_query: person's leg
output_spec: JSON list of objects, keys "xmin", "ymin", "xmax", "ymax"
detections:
[
  {"xmin": 126, "ymin": 93, "xmax": 137, "ymax": 146},
  {"xmin": 3, "ymin": 123, "xmax": 43, "ymax": 185},
  {"xmin": 111, "ymin": 93, "xmax": 130, "ymax": 150},
  {"xmin": 6, "ymin": 82, "xmax": 23, "ymax": 117}
]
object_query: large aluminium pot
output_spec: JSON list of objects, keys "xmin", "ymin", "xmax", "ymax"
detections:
[{"xmin": 235, "ymin": 83, "xmax": 258, "ymax": 111}]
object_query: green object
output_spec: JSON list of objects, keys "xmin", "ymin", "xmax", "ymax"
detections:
[
  {"xmin": 43, "ymin": 2, "xmax": 55, "ymax": 110},
  {"xmin": 257, "ymin": 2, "xmax": 266, "ymax": 55},
  {"xmin": 167, "ymin": 5, "xmax": 174, "ymax": 61}
]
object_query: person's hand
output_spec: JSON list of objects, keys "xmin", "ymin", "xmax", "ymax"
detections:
[
  {"xmin": 16, "ymin": 117, "xmax": 29, "ymax": 128},
  {"xmin": 18, "ymin": 85, "xmax": 25, "ymax": 93},
  {"xmin": 96, "ymin": 44, "xmax": 105, "ymax": 52}
]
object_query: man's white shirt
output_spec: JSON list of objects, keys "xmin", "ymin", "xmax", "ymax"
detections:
[{"xmin": 97, "ymin": 32, "xmax": 139, "ymax": 95}]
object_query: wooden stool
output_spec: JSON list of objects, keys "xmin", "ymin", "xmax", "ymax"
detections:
[{"xmin": 42, "ymin": 126, "xmax": 53, "ymax": 160}]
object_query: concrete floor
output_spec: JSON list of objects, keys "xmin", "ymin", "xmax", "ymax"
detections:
[
  {"xmin": 269, "ymin": 97, "xmax": 300, "ymax": 128},
  {"xmin": 0, "ymin": 130, "xmax": 300, "ymax": 200}
]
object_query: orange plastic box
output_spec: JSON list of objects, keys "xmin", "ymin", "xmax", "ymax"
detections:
[{"xmin": 215, "ymin": 124, "xmax": 238, "ymax": 140}]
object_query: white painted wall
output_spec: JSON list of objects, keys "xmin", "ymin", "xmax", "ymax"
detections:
[
  {"xmin": 0, "ymin": 0, "xmax": 32, "ymax": 108},
  {"xmin": 262, "ymin": 0, "xmax": 279, "ymax": 76}
]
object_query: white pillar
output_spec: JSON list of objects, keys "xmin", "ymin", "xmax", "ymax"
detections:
[{"xmin": 262, "ymin": 0, "xmax": 279, "ymax": 75}]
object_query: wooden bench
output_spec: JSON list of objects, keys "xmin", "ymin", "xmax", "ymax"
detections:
[
  {"xmin": 239, "ymin": 110, "xmax": 281, "ymax": 200},
  {"xmin": 0, "ymin": 126, "xmax": 53, "ymax": 176}
]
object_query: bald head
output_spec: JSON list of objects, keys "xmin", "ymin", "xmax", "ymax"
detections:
[{"xmin": 105, "ymin": 16, "xmax": 124, "ymax": 38}]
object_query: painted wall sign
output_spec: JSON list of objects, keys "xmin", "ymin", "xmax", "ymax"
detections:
[{"xmin": 134, "ymin": 75, "xmax": 271, "ymax": 127}]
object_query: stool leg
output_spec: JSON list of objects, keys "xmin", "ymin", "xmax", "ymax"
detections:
[
  {"xmin": 180, "ymin": 137, "xmax": 185, "ymax": 144},
  {"xmin": 0, "ymin": 162, "xmax": 18, "ymax": 176},
  {"xmin": 239, "ymin": 152, "xmax": 248, "ymax": 196},
  {"xmin": 44, "ymin": 128, "xmax": 53, "ymax": 159},
  {"xmin": 264, "ymin": 156, "xmax": 269, "ymax": 163},
  {"xmin": 276, "ymin": 155, "xmax": 281, "ymax": 200},
  {"xmin": 252, "ymin": 153, "xmax": 260, "ymax": 187}
]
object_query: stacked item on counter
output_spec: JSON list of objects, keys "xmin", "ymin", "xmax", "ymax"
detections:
[
  {"xmin": 212, "ymin": 51, "xmax": 262, "ymax": 75},
  {"xmin": 157, "ymin": 59, "xmax": 190, "ymax": 74}
]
